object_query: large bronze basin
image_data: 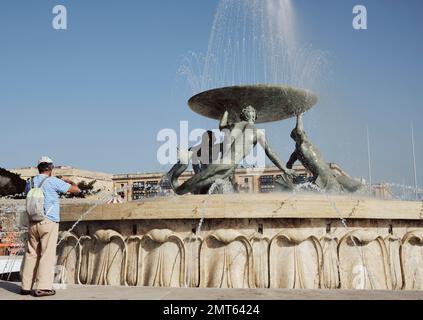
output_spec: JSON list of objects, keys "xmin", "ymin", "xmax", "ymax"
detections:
[{"xmin": 188, "ymin": 84, "xmax": 317, "ymax": 124}]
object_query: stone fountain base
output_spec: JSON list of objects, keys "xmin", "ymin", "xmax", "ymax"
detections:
[{"xmin": 57, "ymin": 193, "xmax": 423, "ymax": 290}]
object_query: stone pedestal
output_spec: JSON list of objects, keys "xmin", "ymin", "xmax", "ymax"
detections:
[{"xmin": 57, "ymin": 194, "xmax": 423, "ymax": 290}]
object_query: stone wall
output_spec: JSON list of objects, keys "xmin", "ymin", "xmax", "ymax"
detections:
[
  {"xmin": 10, "ymin": 166, "xmax": 113, "ymax": 200},
  {"xmin": 56, "ymin": 194, "xmax": 423, "ymax": 290},
  {"xmin": 0, "ymin": 200, "xmax": 26, "ymax": 255}
]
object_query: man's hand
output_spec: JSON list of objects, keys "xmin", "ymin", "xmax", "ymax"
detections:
[{"xmin": 69, "ymin": 185, "xmax": 81, "ymax": 194}]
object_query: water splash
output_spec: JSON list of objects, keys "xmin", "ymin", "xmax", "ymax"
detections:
[
  {"xmin": 208, "ymin": 178, "xmax": 234, "ymax": 194},
  {"xmin": 291, "ymin": 182, "xmax": 379, "ymax": 288},
  {"xmin": 386, "ymin": 183, "xmax": 422, "ymax": 201},
  {"xmin": 185, "ymin": 178, "xmax": 234, "ymax": 287},
  {"xmin": 56, "ymin": 195, "xmax": 113, "ymax": 247},
  {"xmin": 179, "ymin": 0, "xmax": 327, "ymax": 94}
]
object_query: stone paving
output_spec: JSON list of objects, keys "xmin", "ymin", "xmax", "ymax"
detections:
[{"xmin": 1, "ymin": 281, "xmax": 423, "ymax": 300}]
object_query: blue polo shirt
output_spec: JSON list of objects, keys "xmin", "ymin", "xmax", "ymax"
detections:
[{"xmin": 25, "ymin": 174, "xmax": 71, "ymax": 223}]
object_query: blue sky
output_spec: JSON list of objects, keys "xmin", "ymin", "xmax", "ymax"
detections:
[{"xmin": 0, "ymin": 0, "xmax": 422, "ymax": 187}]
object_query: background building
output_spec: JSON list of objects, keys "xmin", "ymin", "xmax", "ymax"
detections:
[
  {"xmin": 112, "ymin": 163, "xmax": 380, "ymax": 201},
  {"xmin": 7, "ymin": 164, "xmax": 393, "ymax": 202},
  {"xmin": 10, "ymin": 166, "xmax": 113, "ymax": 200}
]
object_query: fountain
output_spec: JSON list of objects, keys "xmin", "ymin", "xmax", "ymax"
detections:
[
  {"xmin": 54, "ymin": 81, "xmax": 423, "ymax": 290},
  {"xmin": 179, "ymin": 0, "xmax": 326, "ymax": 96},
  {"xmin": 41, "ymin": 0, "xmax": 423, "ymax": 291}
]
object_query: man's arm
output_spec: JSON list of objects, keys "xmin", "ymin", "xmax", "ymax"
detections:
[
  {"xmin": 257, "ymin": 131, "xmax": 297, "ymax": 176},
  {"xmin": 61, "ymin": 178, "xmax": 81, "ymax": 194}
]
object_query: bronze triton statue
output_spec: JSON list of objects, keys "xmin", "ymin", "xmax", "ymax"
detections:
[
  {"xmin": 165, "ymin": 130, "xmax": 223, "ymax": 195},
  {"xmin": 167, "ymin": 105, "xmax": 298, "ymax": 195},
  {"xmin": 276, "ymin": 113, "xmax": 364, "ymax": 193},
  {"xmin": 164, "ymin": 84, "xmax": 362, "ymax": 195}
]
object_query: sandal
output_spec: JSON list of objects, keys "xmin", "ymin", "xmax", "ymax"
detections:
[
  {"xmin": 34, "ymin": 289, "xmax": 56, "ymax": 297},
  {"xmin": 20, "ymin": 289, "xmax": 31, "ymax": 296}
]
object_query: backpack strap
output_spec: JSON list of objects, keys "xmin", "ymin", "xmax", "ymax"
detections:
[
  {"xmin": 30, "ymin": 177, "xmax": 34, "ymax": 189},
  {"xmin": 38, "ymin": 176, "xmax": 51, "ymax": 188},
  {"xmin": 39, "ymin": 176, "xmax": 53, "ymax": 217}
]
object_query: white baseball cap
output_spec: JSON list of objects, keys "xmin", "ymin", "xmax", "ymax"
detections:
[{"xmin": 38, "ymin": 156, "xmax": 53, "ymax": 165}]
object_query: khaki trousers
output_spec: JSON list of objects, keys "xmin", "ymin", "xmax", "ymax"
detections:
[{"xmin": 21, "ymin": 219, "xmax": 59, "ymax": 291}]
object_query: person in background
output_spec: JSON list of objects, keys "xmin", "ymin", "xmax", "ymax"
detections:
[{"xmin": 20, "ymin": 156, "xmax": 80, "ymax": 297}]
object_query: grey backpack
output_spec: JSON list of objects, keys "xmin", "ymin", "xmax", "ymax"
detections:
[{"xmin": 26, "ymin": 177, "xmax": 52, "ymax": 222}]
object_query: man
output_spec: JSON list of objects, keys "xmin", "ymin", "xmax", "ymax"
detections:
[
  {"xmin": 281, "ymin": 113, "xmax": 363, "ymax": 193},
  {"xmin": 169, "ymin": 106, "xmax": 297, "ymax": 195},
  {"xmin": 21, "ymin": 156, "xmax": 80, "ymax": 297}
]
